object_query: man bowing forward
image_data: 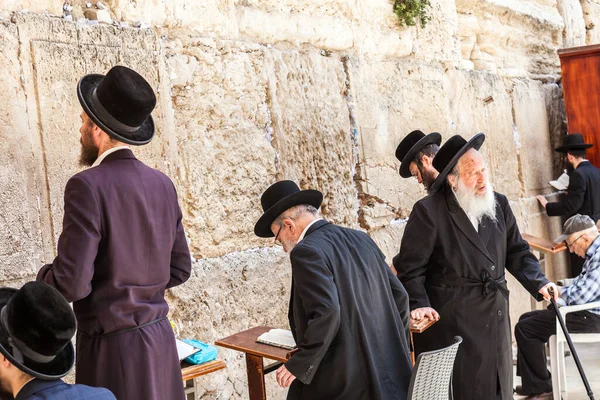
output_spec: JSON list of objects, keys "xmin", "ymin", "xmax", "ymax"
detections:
[{"xmin": 254, "ymin": 181, "xmax": 412, "ymax": 400}]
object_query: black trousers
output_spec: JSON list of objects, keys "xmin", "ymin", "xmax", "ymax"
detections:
[{"xmin": 515, "ymin": 308, "xmax": 600, "ymax": 394}]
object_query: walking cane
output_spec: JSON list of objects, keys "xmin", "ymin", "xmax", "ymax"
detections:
[{"xmin": 548, "ymin": 287, "xmax": 595, "ymax": 400}]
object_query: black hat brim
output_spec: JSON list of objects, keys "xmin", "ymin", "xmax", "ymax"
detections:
[
  {"xmin": 399, "ymin": 132, "xmax": 442, "ymax": 178},
  {"xmin": 77, "ymin": 74, "xmax": 155, "ymax": 146},
  {"xmin": 555, "ymin": 144, "xmax": 593, "ymax": 153},
  {"xmin": 0, "ymin": 288, "xmax": 74, "ymax": 380},
  {"xmin": 254, "ymin": 190, "xmax": 323, "ymax": 238},
  {"xmin": 430, "ymin": 133, "xmax": 486, "ymax": 192}
]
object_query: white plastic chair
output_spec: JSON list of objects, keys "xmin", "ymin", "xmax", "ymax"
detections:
[{"xmin": 548, "ymin": 301, "xmax": 600, "ymax": 400}]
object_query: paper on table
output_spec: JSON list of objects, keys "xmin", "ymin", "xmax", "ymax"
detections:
[
  {"xmin": 176, "ymin": 338, "xmax": 201, "ymax": 361},
  {"xmin": 549, "ymin": 172, "xmax": 569, "ymax": 191},
  {"xmin": 256, "ymin": 329, "xmax": 296, "ymax": 350}
]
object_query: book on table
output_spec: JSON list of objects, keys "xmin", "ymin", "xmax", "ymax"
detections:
[{"xmin": 256, "ymin": 329, "xmax": 297, "ymax": 350}]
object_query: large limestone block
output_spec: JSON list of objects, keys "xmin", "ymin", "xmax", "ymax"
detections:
[
  {"xmin": 444, "ymin": 69, "xmax": 521, "ymax": 199},
  {"xmin": 412, "ymin": 0, "xmax": 461, "ymax": 62},
  {"xmin": 108, "ymin": 0, "xmax": 238, "ymax": 36},
  {"xmin": 556, "ymin": 0, "xmax": 586, "ymax": 47},
  {"xmin": 542, "ymin": 82, "xmax": 567, "ymax": 178},
  {"xmin": 582, "ymin": 0, "xmax": 600, "ymax": 44},
  {"xmin": 14, "ymin": 14, "xmax": 172, "ymax": 251},
  {"xmin": 0, "ymin": 1, "xmax": 62, "ymax": 15},
  {"xmin": 368, "ymin": 221, "xmax": 406, "ymax": 264},
  {"xmin": 350, "ymin": 59, "xmax": 452, "ymax": 216},
  {"xmin": 267, "ymin": 50, "xmax": 357, "ymax": 228},
  {"xmin": 167, "ymin": 247, "xmax": 291, "ymax": 399},
  {"xmin": 0, "ymin": 20, "xmax": 44, "ymax": 280},
  {"xmin": 511, "ymin": 79, "xmax": 554, "ymax": 196},
  {"xmin": 166, "ymin": 37, "xmax": 276, "ymax": 258},
  {"xmin": 456, "ymin": 0, "xmax": 563, "ymax": 76}
]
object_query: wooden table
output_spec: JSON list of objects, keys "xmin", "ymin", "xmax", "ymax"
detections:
[
  {"xmin": 216, "ymin": 322, "xmax": 436, "ymax": 400},
  {"xmin": 181, "ymin": 359, "xmax": 226, "ymax": 400}
]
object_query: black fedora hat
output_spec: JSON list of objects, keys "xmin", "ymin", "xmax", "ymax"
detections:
[
  {"xmin": 77, "ymin": 65, "xmax": 156, "ymax": 145},
  {"xmin": 254, "ymin": 180, "xmax": 323, "ymax": 238},
  {"xmin": 0, "ymin": 282, "xmax": 76, "ymax": 380},
  {"xmin": 430, "ymin": 133, "xmax": 486, "ymax": 192},
  {"xmin": 395, "ymin": 130, "xmax": 442, "ymax": 178},
  {"xmin": 555, "ymin": 133, "xmax": 593, "ymax": 153}
]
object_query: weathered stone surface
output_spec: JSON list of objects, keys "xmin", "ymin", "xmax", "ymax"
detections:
[
  {"xmin": 582, "ymin": 0, "xmax": 600, "ymax": 44},
  {"xmin": 556, "ymin": 0, "xmax": 586, "ymax": 47},
  {"xmin": 267, "ymin": 50, "xmax": 357, "ymax": 228},
  {"xmin": 444, "ymin": 69, "xmax": 521, "ymax": 199},
  {"xmin": 167, "ymin": 247, "xmax": 291, "ymax": 399},
  {"xmin": 511, "ymin": 79, "xmax": 555, "ymax": 196},
  {"xmin": 0, "ymin": 20, "xmax": 43, "ymax": 281},
  {"xmin": 542, "ymin": 82, "xmax": 568, "ymax": 178},
  {"xmin": 351, "ymin": 60, "xmax": 452, "ymax": 217},
  {"xmin": 368, "ymin": 221, "xmax": 406, "ymax": 264}
]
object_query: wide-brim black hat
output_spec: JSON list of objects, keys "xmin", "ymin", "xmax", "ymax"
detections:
[
  {"xmin": 254, "ymin": 180, "xmax": 323, "ymax": 238},
  {"xmin": 395, "ymin": 130, "xmax": 442, "ymax": 178},
  {"xmin": 555, "ymin": 133, "xmax": 593, "ymax": 153},
  {"xmin": 77, "ymin": 66, "xmax": 156, "ymax": 145},
  {"xmin": 430, "ymin": 133, "xmax": 486, "ymax": 192},
  {"xmin": 0, "ymin": 285, "xmax": 75, "ymax": 380}
]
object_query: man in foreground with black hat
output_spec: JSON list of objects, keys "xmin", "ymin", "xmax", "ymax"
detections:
[
  {"xmin": 254, "ymin": 180, "xmax": 412, "ymax": 399},
  {"xmin": 394, "ymin": 133, "xmax": 558, "ymax": 400},
  {"xmin": 514, "ymin": 214, "xmax": 600, "ymax": 399},
  {"xmin": 37, "ymin": 66, "xmax": 191, "ymax": 400},
  {"xmin": 537, "ymin": 133, "xmax": 600, "ymax": 276},
  {"xmin": 395, "ymin": 130, "xmax": 441, "ymax": 193},
  {"xmin": 0, "ymin": 281, "xmax": 115, "ymax": 399}
]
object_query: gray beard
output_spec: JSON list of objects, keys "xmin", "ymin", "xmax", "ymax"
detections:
[{"xmin": 453, "ymin": 179, "xmax": 498, "ymax": 224}]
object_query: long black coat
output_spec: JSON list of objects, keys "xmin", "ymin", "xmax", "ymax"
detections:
[
  {"xmin": 285, "ymin": 220, "xmax": 412, "ymax": 400},
  {"xmin": 37, "ymin": 149, "xmax": 191, "ymax": 400},
  {"xmin": 546, "ymin": 160, "xmax": 600, "ymax": 221},
  {"xmin": 393, "ymin": 186, "xmax": 549, "ymax": 400}
]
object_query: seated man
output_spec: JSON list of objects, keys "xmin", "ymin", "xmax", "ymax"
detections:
[
  {"xmin": 515, "ymin": 214, "xmax": 600, "ymax": 399},
  {"xmin": 0, "ymin": 282, "xmax": 115, "ymax": 400}
]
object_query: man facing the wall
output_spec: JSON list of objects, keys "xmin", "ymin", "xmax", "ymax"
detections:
[
  {"xmin": 254, "ymin": 180, "xmax": 412, "ymax": 399},
  {"xmin": 395, "ymin": 130, "xmax": 441, "ymax": 193},
  {"xmin": 37, "ymin": 66, "xmax": 191, "ymax": 400}
]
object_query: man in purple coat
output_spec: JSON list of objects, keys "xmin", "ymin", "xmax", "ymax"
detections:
[{"xmin": 37, "ymin": 66, "xmax": 192, "ymax": 400}]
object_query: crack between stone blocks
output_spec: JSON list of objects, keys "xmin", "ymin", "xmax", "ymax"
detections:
[{"xmin": 509, "ymin": 87, "xmax": 526, "ymax": 199}]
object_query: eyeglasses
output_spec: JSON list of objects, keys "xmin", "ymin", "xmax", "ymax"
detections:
[
  {"xmin": 565, "ymin": 235, "xmax": 584, "ymax": 250},
  {"xmin": 273, "ymin": 222, "xmax": 284, "ymax": 246}
]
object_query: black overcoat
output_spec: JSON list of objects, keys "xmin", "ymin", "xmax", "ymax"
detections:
[
  {"xmin": 285, "ymin": 220, "xmax": 412, "ymax": 400},
  {"xmin": 37, "ymin": 149, "xmax": 191, "ymax": 400},
  {"xmin": 546, "ymin": 160, "xmax": 600, "ymax": 221},
  {"xmin": 393, "ymin": 186, "xmax": 549, "ymax": 400}
]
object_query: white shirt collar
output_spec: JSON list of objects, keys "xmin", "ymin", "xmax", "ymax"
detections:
[
  {"xmin": 298, "ymin": 218, "xmax": 324, "ymax": 242},
  {"xmin": 92, "ymin": 146, "xmax": 130, "ymax": 167}
]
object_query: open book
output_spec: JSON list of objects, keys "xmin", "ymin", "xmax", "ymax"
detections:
[
  {"xmin": 176, "ymin": 339, "xmax": 201, "ymax": 361},
  {"xmin": 549, "ymin": 172, "xmax": 569, "ymax": 191},
  {"xmin": 256, "ymin": 329, "xmax": 297, "ymax": 350}
]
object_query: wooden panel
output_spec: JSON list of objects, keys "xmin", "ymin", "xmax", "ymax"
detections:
[
  {"xmin": 181, "ymin": 359, "xmax": 226, "ymax": 381},
  {"xmin": 559, "ymin": 46, "xmax": 600, "ymax": 168},
  {"xmin": 215, "ymin": 326, "xmax": 291, "ymax": 363}
]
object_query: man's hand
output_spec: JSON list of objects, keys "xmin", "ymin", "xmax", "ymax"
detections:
[
  {"xmin": 539, "ymin": 282, "xmax": 560, "ymax": 302},
  {"xmin": 536, "ymin": 195, "xmax": 548, "ymax": 208},
  {"xmin": 410, "ymin": 307, "xmax": 440, "ymax": 321},
  {"xmin": 276, "ymin": 365, "xmax": 296, "ymax": 388}
]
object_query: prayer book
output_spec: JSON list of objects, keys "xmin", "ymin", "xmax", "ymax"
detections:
[
  {"xmin": 176, "ymin": 338, "xmax": 201, "ymax": 361},
  {"xmin": 549, "ymin": 172, "xmax": 569, "ymax": 191},
  {"xmin": 256, "ymin": 329, "xmax": 297, "ymax": 350}
]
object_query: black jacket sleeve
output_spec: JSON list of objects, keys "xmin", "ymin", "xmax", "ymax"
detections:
[
  {"xmin": 285, "ymin": 243, "xmax": 341, "ymax": 385},
  {"xmin": 501, "ymin": 196, "xmax": 550, "ymax": 299},
  {"xmin": 546, "ymin": 170, "xmax": 585, "ymax": 217},
  {"xmin": 393, "ymin": 201, "xmax": 437, "ymax": 310}
]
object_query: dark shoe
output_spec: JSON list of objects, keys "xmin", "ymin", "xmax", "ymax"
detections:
[{"xmin": 515, "ymin": 385, "xmax": 553, "ymax": 398}]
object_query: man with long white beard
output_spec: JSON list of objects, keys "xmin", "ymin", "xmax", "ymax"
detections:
[{"xmin": 393, "ymin": 133, "xmax": 558, "ymax": 400}]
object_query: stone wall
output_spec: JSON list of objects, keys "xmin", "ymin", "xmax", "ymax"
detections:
[{"xmin": 0, "ymin": 0, "xmax": 591, "ymax": 398}]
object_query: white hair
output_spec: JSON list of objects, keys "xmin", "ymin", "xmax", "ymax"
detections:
[{"xmin": 274, "ymin": 204, "xmax": 319, "ymax": 224}]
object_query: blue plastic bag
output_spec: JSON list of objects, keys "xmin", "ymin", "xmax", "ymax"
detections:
[{"xmin": 182, "ymin": 339, "xmax": 218, "ymax": 365}]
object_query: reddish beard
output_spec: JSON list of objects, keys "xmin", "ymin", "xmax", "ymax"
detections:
[{"xmin": 79, "ymin": 129, "xmax": 99, "ymax": 167}]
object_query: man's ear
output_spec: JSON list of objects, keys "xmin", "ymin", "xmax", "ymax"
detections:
[
  {"xmin": 421, "ymin": 155, "xmax": 433, "ymax": 168},
  {"xmin": 447, "ymin": 174, "xmax": 456, "ymax": 189}
]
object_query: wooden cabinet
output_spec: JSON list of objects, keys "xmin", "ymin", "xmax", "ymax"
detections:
[{"xmin": 558, "ymin": 44, "xmax": 600, "ymax": 167}]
